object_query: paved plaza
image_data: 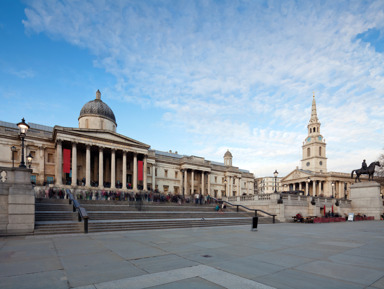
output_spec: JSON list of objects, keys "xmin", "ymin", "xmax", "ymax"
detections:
[{"xmin": 1, "ymin": 221, "xmax": 384, "ymax": 289}]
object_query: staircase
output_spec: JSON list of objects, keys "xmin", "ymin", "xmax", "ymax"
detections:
[
  {"xmin": 35, "ymin": 198, "xmax": 275, "ymax": 235},
  {"xmin": 34, "ymin": 198, "xmax": 83, "ymax": 234}
]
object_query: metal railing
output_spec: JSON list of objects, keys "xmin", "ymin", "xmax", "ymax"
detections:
[
  {"xmin": 66, "ymin": 189, "xmax": 89, "ymax": 233},
  {"xmin": 211, "ymin": 197, "xmax": 276, "ymax": 223}
]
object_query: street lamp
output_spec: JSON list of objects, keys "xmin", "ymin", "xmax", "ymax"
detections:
[
  {"xmin": 331, "ymin": 182, "xmax": 335, "ymax": 198},
  {"xmin": 27, "ymin": 153, "xmax": 33, "ymax": 169},
  {"xmin": 273, "ymin": 170, "xmax": 278, "ymax": 193},
  {"xmin": 17, "ymin": 118, "xmax": 30, "ymax": 168},
  {"xmin": 11, "ymin": 146, "xmax": 16, "ymax": 168},
  {"xmin": 307, "ymin": 177, "xmax": 310, "ymax": 196}
]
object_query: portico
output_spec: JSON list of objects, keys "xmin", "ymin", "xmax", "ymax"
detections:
[{"xmin": 54, "ymin": 127, "xmax": 150, "ymax": 191}]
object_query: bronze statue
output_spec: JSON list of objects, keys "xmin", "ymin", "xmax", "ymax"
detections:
[{"xmin": 351, "ymin": 161, "xmax": 381, "ymax": 182}]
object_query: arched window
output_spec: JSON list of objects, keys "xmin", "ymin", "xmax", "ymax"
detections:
[
  {"xmin": 319, "ymin": 147, "xmax": 322, "ymax": 156},
  {"xmin": 310, "ymin": 128, "xmax": 312, "ymax": 133},
  {"xmin": 307, "ymin": 148, "xmax": 310, "ymax": 157}
]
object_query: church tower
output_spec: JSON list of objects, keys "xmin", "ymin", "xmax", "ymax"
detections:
[{"xmin": 301, "ymin": 93, "xmax": 327, "ymax": 172}]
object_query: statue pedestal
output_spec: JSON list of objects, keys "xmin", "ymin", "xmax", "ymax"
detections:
[
  {"xmin": 350, "ymin": 182, "xmax": 382, "ymax": 220},
  {"xmin": 0, "ymin": 167, "xmax": 35, "ymax": 235}
]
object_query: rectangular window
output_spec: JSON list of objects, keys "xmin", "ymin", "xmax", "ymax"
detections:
[
  {"xmin": 30, "ymin": 175, "xmax": 36, "ymax": 184},
  {"xmin": 215, "ymin": 176, "xmax": 217, "ymax": 183},
  {"xmin": 47, "ymin": 176, "xmax": 54, "ymax": 184},
  {"xmin": 175, "ymin": 171, "xmax": 178, "ymax": 179},
  {"xmin": 164, "ymin": 169, "xmax": 168, "ymax": 178},
  {"xmin": 147, "ymin": 166, "xmax": 150, "ymax": 175},
  {"xmin": 48, "ymin": 153, "xmax": 54, "ymax": 163},
  {"xmin": 155, "ymin": 168, "xmax": 157, "ymax": 177}
]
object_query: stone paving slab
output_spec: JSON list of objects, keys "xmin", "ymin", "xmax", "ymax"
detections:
[{"xmin": 1, "ymin": 221, "xmax": 384, "ymax": 288}]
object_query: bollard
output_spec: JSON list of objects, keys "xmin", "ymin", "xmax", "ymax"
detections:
[
  {"xmin": 84, "ymin": 219, "xmax": 88, "ymax": 233},
  {"xmin": 252, "ymin": 216, "xmax": 258, "ymax": 231}
]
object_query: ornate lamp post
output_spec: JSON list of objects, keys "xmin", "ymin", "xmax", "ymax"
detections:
[
  {"xmin": 11, "ymin": 146, "xmax": 16, "ymax": 168},
  {"xmin": 331, "ymin": 182, "xmax": 335, "ymax": 198},
  {"xmin": 27, "ymin": 153, "xmax": 33, "ymax": 169},
  {"xmin": 273, "ymin": 170, "xmax": 278, "ymax": 193},
  {"xmin": 17, "ymin": 118, "xmax": 30, "ymax": 168}
]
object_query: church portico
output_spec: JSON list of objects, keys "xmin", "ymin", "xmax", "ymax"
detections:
[{"xmin": 282, "ymin": 94, "xmax": 355, "ymax": 200}]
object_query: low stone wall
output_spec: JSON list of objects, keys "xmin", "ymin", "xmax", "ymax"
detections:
[
  {"xmin": 0, "ymin": 167, "xmax": 35, "ymax": 235},
  {"xmin": 225, "ymin": 193, "xmax": 354, "ymax": 222}
]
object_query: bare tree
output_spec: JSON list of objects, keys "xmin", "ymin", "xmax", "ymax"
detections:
[
  {"xmin": 376, "ymin": 151, "xmax": 384, "ymax": 177},
  {"xmin": 374, "ymin": 150, "xmax": 384, "ymax": 191}
]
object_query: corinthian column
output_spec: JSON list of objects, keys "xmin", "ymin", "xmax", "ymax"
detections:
[
  {"xmin": 55, "ymin": 140, "xmax": 63, "ymax": 186},
  {"xmin": 143, "ymin": 155, "xmax": 147, "ymax": 191},
  {"xmin": 99, "ymin": 147, "xmax": 104, "ymax": 189},
  {"xmin": 111, "ymin": 149, "xmax": 116, "ymax": 189},
  {"xmin": 133, "ymin": 153, "xmax": 138, "ymax": 191},
  {"xmin": 86, "ymin": 145, "xmax": 91, "ymax": 187},
  {"xmin": 71, "ymin": 142, "xmax": 77, "ymax": 186},
  {"xmin": 191, "ymin": 170, "xmax": 194, "ymax": 195},
  {"xmin": 122, "ymin": 151, "xmax": 127, "ymax": 190}
]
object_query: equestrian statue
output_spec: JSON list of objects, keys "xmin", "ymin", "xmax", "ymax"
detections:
[{"xmin": 351, "ymin": 160, "xmax": 381, "ymax": 182}]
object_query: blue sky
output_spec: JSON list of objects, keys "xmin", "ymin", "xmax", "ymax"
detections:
[{"xmin": 1, "ymin": 0, "xmax": 383, "ymax": 177}]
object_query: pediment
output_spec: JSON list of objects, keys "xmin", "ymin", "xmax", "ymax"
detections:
[
  {"xmin": 54, "ymin": 127, "xmax": 150, "ymax": 149},
  {"xmin": 282, "ymin": 169, "xmax": 312, "ymax": 182}
]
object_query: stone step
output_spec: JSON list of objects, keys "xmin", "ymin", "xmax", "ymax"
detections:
[
  {"xmin": 86, "ymin": 212, "xmax": 248, "ymax": 220},
  {"xmin": 33, "ymin": 198, "xmax": 273, "ymax": 235}
]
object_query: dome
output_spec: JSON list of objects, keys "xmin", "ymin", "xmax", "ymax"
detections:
[
  {"xmin": 224, "ymin": 150, "xmax": 232, "ymax": 158},
  {"xmin": 79, "ymin": 90, "xmax": 116, "ymax": 125}
]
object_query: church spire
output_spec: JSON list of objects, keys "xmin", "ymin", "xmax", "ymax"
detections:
[{"xmin": 309, "ymin": 92, "xmax": 319, "ymax": 124}]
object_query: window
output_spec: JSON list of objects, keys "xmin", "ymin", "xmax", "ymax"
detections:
[
  {"xmin": 175, "ymin": 171, "xmax": 178, "ymax": 179},
  {"xmin": 164, "ymin": 169, "xmax": 168, "ymax": 178},
  {"xmin": 307, "ymin": 148, "xmax": 310, "ymax": 157},
  {"xmin": 147, "ymin": 166, "xmax": 150, "ymax": 174},
  {"xmin": 319, "ymin": 147, "xmax": 322, "ymax": 156},
  {"xmin": 215, "ymin": 176, "xmax": 217, "ymax": 183},
  {"xmin": 155, "ymin": 168, "xmax": 157, "ymax": 177},
  {"xmin": 47, "ymin": 176, "xmax": 54, "ymax": 184},
  {"xmin": 310, "ymin": 128, "xmax": 312, "ymax": 133},
  {"xmin": 48, "ymin": 153, "xmax": 54, "ymax": 163},
  {"xmin": 30, "ymin": 175, "xmax": 36, "ymax": 184}
]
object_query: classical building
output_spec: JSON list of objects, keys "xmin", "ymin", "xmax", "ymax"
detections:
[
  {"xmin": 281, "ymin": 94, "xmax": 354, "ymax": 198},
  {"xmin": 0, "ymin": 90, "xmax": 254, "ymax": 198},
  {"xmin": 256, "ymin": 176, "xmax": 282, "ymax": 194}
]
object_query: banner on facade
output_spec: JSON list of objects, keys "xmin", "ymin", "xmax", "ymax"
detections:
[
  {"xmin": 63, "ymin": 149, "xmax": 71, "ymax": 174},
  {"xmin": 138, "ymin": 160, "xmax": 143, "ymax": 181}
]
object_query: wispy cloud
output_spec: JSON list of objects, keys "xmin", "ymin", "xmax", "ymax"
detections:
[{"xmin": 22, "ymin": 0, "xmax": 384, "ymax": 176}]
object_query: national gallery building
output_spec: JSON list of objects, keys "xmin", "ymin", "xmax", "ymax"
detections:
[{"xmin": 0, "ymin": 91, "xmax": 255, "ymax": 198}]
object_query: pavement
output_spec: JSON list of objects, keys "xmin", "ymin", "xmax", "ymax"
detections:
[{"xmin": 1, "ymin": 221, "xmax": 384, "ymax": 289}]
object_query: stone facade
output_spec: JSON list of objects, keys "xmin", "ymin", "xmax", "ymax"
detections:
[
  {"xmin": 256, "ymin": 176, "xmax": 282, "ymax": 194},
  {"xmin": 0, "ymin": 91, "xmax": 254, "ymax": 197}
]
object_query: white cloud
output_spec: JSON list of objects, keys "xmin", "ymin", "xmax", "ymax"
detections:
[{"xmin": 22, "ymin": 0, "xmax": 384, "ymax": 176}]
